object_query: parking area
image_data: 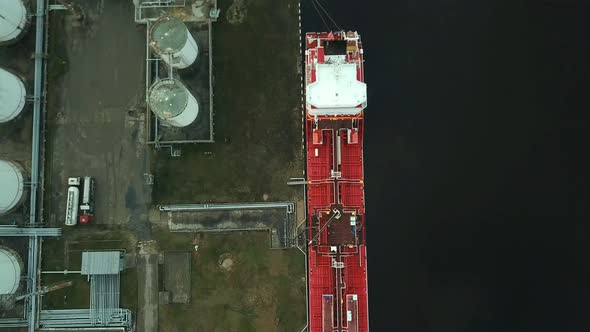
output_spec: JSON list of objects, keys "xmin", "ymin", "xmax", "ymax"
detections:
[{"xmin": 44, "ymin": 0, "xmax": 151, "ymax": 238}]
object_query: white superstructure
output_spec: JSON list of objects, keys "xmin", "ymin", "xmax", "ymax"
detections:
[
  {"xmin": 0, "ymin": 67, "xmax": 27, "ymax": 123},
  {"xmin": 148, "ymin": 78, "xmax": 199, "ymax": 127},
  {"xmin": 0, "ymin": 0, "xmax": 27, "ymax": 43},
  {"xmin": 0, "ymin": 247, "xmax": 22, "ymax": 295},
  {"xmin": 149, "ymin": 16, "xmax": 199, "ymax": 69},
  {"xmin": 0, "ymin": 160, "xmax": 25, "ymax": 215},
  {"xmin": 306, "ymin": 57, "xmax": 367, "ymax": 116},
  {"xmin": 65, "ymin": 186, "xmax": 79, "ymax": 226}
]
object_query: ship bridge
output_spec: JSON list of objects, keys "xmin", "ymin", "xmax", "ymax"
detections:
[
  {"xmin": 306, "ymin": 63, "xmax": 367, "ymax": 116},
  {"xmin": 306, "ymin": 32, "xmax": 367, "ymax": 117}
]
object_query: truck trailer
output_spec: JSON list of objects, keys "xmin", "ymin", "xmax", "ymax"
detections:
[
  {"xmin": 65, "ymin": 187, "xmax": 79, "ymax": 226},
  {"xmin": 79, "ymin": 176, "xmax": 95, "ymax": 224}
]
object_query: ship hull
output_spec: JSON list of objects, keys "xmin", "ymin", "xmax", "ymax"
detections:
[{"xmin": 305, "ymin": 31, "xmax": 369, "ymax": 332}]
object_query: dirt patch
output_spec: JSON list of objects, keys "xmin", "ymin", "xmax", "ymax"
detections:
[
  {"xmin": 244, "ymin": 284, "xmax": 274, "ymax": 308},
  {"xmin": 226, "ymin": 0, "xmax": 247, "ymax": 24},
  {"xmin": 155, "ymin": 231, "xmax": 306, "ymax": 331},
  {"xmin": 269, "ymin": 250, "xmax": 288, "ymax": 276},
  {"xmin": 218, "ymin": 253, "xmax": 235, "ymax": 272}
]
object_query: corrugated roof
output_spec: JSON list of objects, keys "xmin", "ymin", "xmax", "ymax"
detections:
[{"xmin": 81, "ymin": 251, "xmax": 121, "ymax": 275}]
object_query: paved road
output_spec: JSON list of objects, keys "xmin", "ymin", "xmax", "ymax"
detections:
[
  {"xmin": 137, "ymin": 241, "xmax": 158, "ymax": 332},
  {"xmin": 46, "ymin": 0, "xmax": 152, "ymax": 239}
]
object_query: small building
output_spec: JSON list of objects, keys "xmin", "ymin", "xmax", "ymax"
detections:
[
  {"xmin": 81, "ymin": 251, "xmax": 125, "ymax": 326},
  {"xmin": 163, "ymin": 251, "xmax": 191, "ymax": 304},
  {"xmin": 81, "ymin": 251, "xmax": 123, "ymax": 276}
]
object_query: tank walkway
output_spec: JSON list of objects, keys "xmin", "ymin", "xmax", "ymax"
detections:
[
  {"xmin": 0, "ymin": 225, "xmax": 61, "ymax": 237},
  {"xmin": 160, "ymin": 202, "xmax": 295, "ymax": 212},
  {"xmin": 160, "ymin": 202, "xmax": 297, "ymax": 248}
]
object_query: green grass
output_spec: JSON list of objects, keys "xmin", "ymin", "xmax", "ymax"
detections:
[
  {"xmin": 153, "ymin": 0, "xmax": 306, "ymax": 328},
  {"xmin": 153, "ymin": 0, "xmax": 303, "ymax": 204},
  {"xmin": 155, "ymin": 230, "xmax": 306, "ymax": 331},
  {"xmin": 41, "ymin": 274, "xmax": 90, "ymax": 309}
]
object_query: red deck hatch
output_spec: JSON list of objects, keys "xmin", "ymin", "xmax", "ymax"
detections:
[
  {"xmin": 322, "ymin": 295, "xmax": 334, "ymax": 331},
  {"xmin": 318, "ymin": 47, "xmax": 325, "ymax": 63},
  {"xmin": 347, "ymin": 128, "xmax": 359, "ymax": 144},
  {"xmin": 313, "ymin": 129, "xmax": 323, "ymax": 144}
]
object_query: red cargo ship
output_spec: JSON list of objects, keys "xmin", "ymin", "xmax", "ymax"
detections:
[{"xmin": 305, "ymin": 31, "xmax": 369, "ymax": 332}]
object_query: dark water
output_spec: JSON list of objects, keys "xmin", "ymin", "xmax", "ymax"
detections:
[{"xmin": 302, "ymin": 1, "xmax": 590, "ymax": 331}]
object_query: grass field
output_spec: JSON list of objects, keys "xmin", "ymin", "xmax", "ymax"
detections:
[
  {"xmin": 152, "ymin": 1, "xmax": 307, "ymax": 328},
  {"xmin": 154, "ymin": 228, "xmax": 306, "ymax": 331},
  {"xmin": 153, "ymin": 0, "xmax": 303, "ymax": 204}
]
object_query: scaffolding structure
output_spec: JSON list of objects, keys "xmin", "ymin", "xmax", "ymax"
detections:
[{"xmin": 90, "ymin": 274, "xmax": 122, "ymax": 325}]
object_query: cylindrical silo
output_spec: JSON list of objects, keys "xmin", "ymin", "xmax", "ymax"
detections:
[
  {"xmin": 0, "ymin": 160, "xmax": 25, "ymax": 215},
  {"xmin": 149, "ymin": 16, "xmax": 199, "ymax": 69},
  {"xmin": 0, "ymin": 246, "xmax": 23, "ymax": 295},
  {"xmin": 0, "ymin": 0, "xmax": 28, "ymax": 43},
  {"xmin": 148, "ymin": 78, "xmax": 199, "ymax": 127},
  {"xmin": 0, "ymin": 67, "xmax": 27, "ymax": 123}
]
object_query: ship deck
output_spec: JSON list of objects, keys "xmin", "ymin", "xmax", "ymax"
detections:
[{"xmin": 305, "ymin": 31, "xmax": 369, "ymax": 330}]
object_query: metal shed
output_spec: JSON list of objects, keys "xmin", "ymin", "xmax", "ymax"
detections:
[{"xmin": 81, "ymin": 251, "xmax": 123, "ymax": 275}]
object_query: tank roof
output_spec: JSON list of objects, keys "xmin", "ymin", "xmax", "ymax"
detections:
[
  {"xmin": 150, "ymin": 16, "xmax": 188, "ymax": 53},
  {"xmin": 0, "ymin": 247, "xmax": 21, "ymax": 295},
  {"xmin": 0, "ymin": 0, "xmax": 27, "ymax": 42},
  {"xmin": 0, "ymin": 160, "xmax": 25, "ymax": 214},
  {"xmin": 0, "ymin": 67, "xmax": 27, "ymax": 123},
  {"xmin": 148, "ymin": 79, "xmax": 189, "ymax": 119}
]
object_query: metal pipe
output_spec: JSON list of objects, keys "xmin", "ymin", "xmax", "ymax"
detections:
[
  {"xmin": 295, "ymin": 243, "xmax": 309, "ymax": 332},
  {"xmin": 27, "ymin": 235, "xmax": 40, "ymax": 331},
  {"xmin": 27, "ymin": 0, "xmax": 49, "ymax": 329},
  {"xmin": 208, "ymin": 19, "xmax": 214, "ymax": 141},
  {"xmin": 0, "ymin": 226, "xmax": 61, "ymax": 236},
  {"xmin": 159, "ymin": 202, "xmax": 295, "ymax": 212},
  {"xmin": 30, "ymin": 0, "xmax": 47, "ymax": 228},
  {"xmin": 0, "ymin": 318, "xmax": 28, "ymax": 327}
]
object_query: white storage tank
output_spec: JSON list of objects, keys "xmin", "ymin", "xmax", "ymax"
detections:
[
  {"xmin": 0, "ymin": 0, "xmax": 28, "ymax": 43},
  {"xmin": 149, "ymin": 16, "xmax": 199, "ymax": 69},
  {"xmin": 0, "ymin": 160, "xmax": 25, "ymax": 215},
  {"xmin": 0, "ymin": 67, "xmax": 27, "ymax": 123},
  {"xmin": 0, "ymin": 246, "xmax": 22, "ymax": 295},
  {"xmin": 148, "ymin": 78, "xmax": 199, "ymax": 127}
]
